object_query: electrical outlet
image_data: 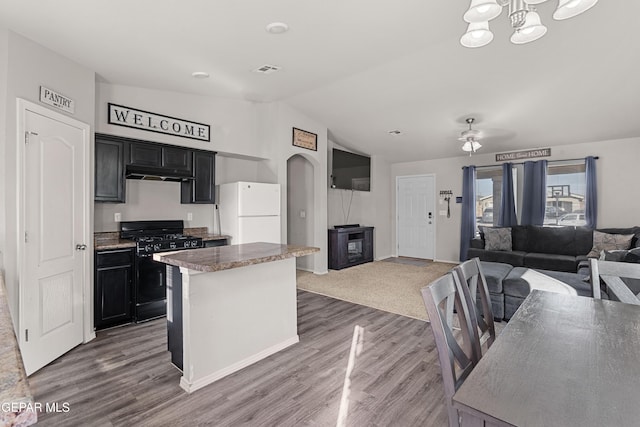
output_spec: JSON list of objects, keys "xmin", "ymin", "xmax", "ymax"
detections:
[
  {"xmin": 187, "ymin": 212, "xmax": 193, "ymax": 221},
  {"xmin": 114, "ymin": 213, "xmax": 121, "ymax": 222}
]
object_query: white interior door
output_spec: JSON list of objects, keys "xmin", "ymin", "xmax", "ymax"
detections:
[
  {"xmin": 397, "ymin": 175, "xmax": 435, "ymax": 259},
  {"xmin": 19, "ymin": 100, "xmax": 90, "ymax": 375}
]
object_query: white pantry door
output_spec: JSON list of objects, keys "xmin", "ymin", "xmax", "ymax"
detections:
[
  {"xmin": 397, "ymin": 175, "xmax": 435, "ymax": 259},
  {"xmin": 19, "ymin": 100, "xmax": 90, "ymax": 375}
]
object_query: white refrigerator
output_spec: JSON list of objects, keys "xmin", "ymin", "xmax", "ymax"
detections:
[{"xmin": 218, "ymin": 182, "xmax": 281, "ymax": 244}]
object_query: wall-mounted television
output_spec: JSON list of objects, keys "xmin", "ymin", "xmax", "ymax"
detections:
[{"xmin": 331, "ymin": 148, "xmax": 371, "ymax": 191}]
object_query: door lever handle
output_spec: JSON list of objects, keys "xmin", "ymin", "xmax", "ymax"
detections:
[{"xmin": 75, "ymin": 244, "xmax": 87, "ymax": 251}]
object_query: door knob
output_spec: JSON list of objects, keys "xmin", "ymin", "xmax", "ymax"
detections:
[{"xmin": 75, "ymin": 244, "xmax": 87, "ymax": 251}]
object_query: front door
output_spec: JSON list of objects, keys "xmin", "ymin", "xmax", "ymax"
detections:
[
  {"xmin": 397, "ymin": 175, "xmax": 435, "ymax": 259},
  {"xmin": 19, "ymin": 100, "xmax": 90, "ymax": 375}
]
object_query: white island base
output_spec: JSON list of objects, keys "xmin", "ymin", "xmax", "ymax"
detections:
[{"xmin": 175, "ymin": 257, "xmax": 298, "ymax": 393}]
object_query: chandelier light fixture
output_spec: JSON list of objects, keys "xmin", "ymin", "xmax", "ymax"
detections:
[{"xmin": 460, "ymin": 0, "xmax": 598, "ymax": 48}]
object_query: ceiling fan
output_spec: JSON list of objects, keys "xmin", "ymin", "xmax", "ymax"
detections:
[{"xmin": 458, "ymin": 117, "xmax": 483, "ymax": 154}]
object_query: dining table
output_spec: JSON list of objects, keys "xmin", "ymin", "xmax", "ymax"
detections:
[{"xmin": 452, "ymin": 289, "xmax": 640, "ymax": 427}]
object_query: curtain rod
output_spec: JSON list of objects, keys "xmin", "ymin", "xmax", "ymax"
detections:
[{"xmin": 463, "ymin": 156, "xmax": 599, "ymax": 170}]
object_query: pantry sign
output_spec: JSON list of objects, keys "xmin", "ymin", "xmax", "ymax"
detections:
[{"xmin": 108, "ymin": 103, "xmax": 210, "ymax": 142}]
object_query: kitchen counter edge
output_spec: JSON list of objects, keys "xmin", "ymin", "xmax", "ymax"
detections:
[{"xmin": 153, "ymin": 242, "xmax": 319, "ymax": 273}]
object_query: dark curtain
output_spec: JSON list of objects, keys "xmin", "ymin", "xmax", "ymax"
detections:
[
  {"xmin": 521, "ymin": 160, "xmax": 547, "ymax": 226},
  {"xmin": 498, "ymin": 162, "xmax": 518, "ymax": 227},
  {"xmin": 459, "ymin": 166, "xmax": 476, "ymax": 261},
  {"xmin": 585, "ymin": 156, "xmax": 597, "ymax": 229}
]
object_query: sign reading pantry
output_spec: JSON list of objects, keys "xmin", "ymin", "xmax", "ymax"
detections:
[{"xmin": 108, "ymin": 103, "xmax": 210, "ymax": 142}]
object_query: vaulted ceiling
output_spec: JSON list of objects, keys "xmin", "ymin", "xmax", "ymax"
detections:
[{"xmin": 1, "ymin": 0, "xmax": 638, "ymax": 162}]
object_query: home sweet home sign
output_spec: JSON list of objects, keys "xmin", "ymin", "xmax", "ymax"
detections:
[{"xmin": 108, "ymin": 103, "xmax": 210, "ymax": 142}]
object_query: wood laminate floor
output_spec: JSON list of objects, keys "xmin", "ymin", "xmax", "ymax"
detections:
[{"xmin": 29, "ymin": 290, "xmax": 448, "ymax": 426}]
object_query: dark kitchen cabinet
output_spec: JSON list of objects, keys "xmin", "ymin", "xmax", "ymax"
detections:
[
  {"xmin": 128, "ymin": 142, "xmax": 162, "ymax": 167},
  {"xmin": 162, "ymin": 146, "xmax": 192, "ymax": 172},
  {"xmin": 95, "ymin": 136, "xmax": 125, "ymax": 203},
  {"xmin": 129, "ymin": 142, "xmax": 192, "ymax": 173},
  {"xmin": 181, "ymin": 151, "xmax": 215, "ymax": 204},
  {"xmin": 95, "ymin": 248, "xmax": 134, "ymax": 330}
]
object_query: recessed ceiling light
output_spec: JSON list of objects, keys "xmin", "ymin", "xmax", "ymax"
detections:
[
  {"xmin": 191, "ymin": 71, "xmax": 210, "ymax": 79},
  {"xmin": 265, "ymin": 22, "xmax": 289, "ymax": 34},
  {"xmin": 388, "ymin": 130, "xmax": 402, "ymax": 135}
]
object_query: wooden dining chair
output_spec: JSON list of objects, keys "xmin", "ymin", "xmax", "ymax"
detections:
[
  {"xmin": 589, "ymin": 258, "xmax": 640, "ymax": 305},
  {"xmin": 453, "ymin": 257, "xmax": 496, "ymax": 357},
  {"xmin": 421, "ymin": 273, "xmax": 479, "ymax": 427}
]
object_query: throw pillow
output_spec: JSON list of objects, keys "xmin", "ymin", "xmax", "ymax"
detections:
[
  {"xmin": 484, "ymin": 227, "xmax": 512, "ymax": 251},
  {"xmin": 587, "ymin": 231, "xmax": 634, "ymax": 258},
  {"xmin": 624, "ymin": 247, "xmax": 640, "ymax": 263}
]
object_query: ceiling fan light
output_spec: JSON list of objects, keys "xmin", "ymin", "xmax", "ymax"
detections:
[
  {"xmin": 463, "ymin": 0, "xmax": 503, "ymax": 23},
  {"xmin": 460, "ymin": 22, "xmax": 494, "ymax": 48},
  {"xmin": 525, "ymin": 0, "xmax": 549, "ymax": 4},
  {"xmin": 553, "ymin": 0, "xmax": 598, "ymax": 20},
  {"xmin": 461, "ymin": 139, "xmax": 482, "ymax": 152},
  {"xmin": 510, "ymin": 11, "xmax": 547, "ymax": 44}
]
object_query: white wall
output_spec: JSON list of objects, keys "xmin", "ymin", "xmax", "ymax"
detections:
[
  {"xmin": 271, "ymin": 103, "xmax": 328, "ymax": 273},
  {"xmin": 389, "ymin": 137, "xmax": 640, "ymax": 263},
  {"xmin": 1, "ymin": 29, "xmax": 96, "ymax": 323},
  {"xmin": 327, "ymin": 141, "xmax": 392, "ymax": 260},
  {"xmin": 287, "ymin": 155, "xmax": 314, "ymax": 270}
]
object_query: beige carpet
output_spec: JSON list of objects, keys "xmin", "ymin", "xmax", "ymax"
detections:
[{"xmin": 296, "ymin": 260, "xmax": 457, "ymax": 321}]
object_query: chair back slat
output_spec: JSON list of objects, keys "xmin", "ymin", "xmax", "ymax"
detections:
[
  {"xmin": 421, "ymin": 273, "xmax": 477, "ymax": 427},
  {"xmin": 590, "ymin": 259, "xmax": 640, "ymax": 304},
  {"xmin": 453, "ymin": 258, "xmax": 496, "ymax": 359}
]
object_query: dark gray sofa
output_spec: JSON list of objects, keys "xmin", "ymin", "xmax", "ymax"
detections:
[
  {"xmin": 470, "ymin": 225, "xmax": 640, "ymax": 320},
  {"xmin": 468, "ymin": 225, "xmax": 640, "ymax": 273}
]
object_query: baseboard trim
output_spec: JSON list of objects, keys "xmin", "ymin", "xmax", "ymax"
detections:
[{"xmin": 180, "ymin": 335, "xmax": 300, "ymax": 393}]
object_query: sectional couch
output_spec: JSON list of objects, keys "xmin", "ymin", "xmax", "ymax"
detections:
[
  {"xmin": 467, "ymin": 225, "xmax": 640, "ymax": 320},
  {"xmin": 468, "ymin": 225, "xmax": 640, "ymax": 273}
]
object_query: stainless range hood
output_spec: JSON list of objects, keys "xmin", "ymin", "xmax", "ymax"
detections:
[{"xmin": 125, "ymin": 165, "xmax": 195, "ymax": 182}]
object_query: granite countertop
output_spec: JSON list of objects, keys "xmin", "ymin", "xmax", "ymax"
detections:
[
  {"xmin": 0, "ymin": 274, "xmax": 37, "ymax": 426},
  {"xmin": 153, "ymin": 242, "xmax": 319, "ymax": 273},
  {"xmin": 94, "ymin": 228, "xmax": 229, "ymax": 250}
]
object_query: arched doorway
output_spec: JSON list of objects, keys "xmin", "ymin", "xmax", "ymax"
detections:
[{"xmin": 287, "ymin": 154, "xmax": 315, "ymax": 271}]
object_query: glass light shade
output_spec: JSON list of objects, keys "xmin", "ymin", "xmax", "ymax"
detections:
[
  {"xmin": 463, "ymin": 0, "xmax": 502, "ymax": 23},
  {"xmin": 462, "ymin": 140, "xmax": 482, "ymax": 152},
  {"xmin": 460, "ymin": 22, "xmax": 494, "ymax": 48},
  {"xmin": 510, "ymin": 11, "xmax": 547, "ymax": 44},
  {"xmin": 553, "ymin": 0, "xmax": 598, "ymax": 20},
  {"xmin": 525, "ymin": 0, "xmax": 549, "ymax": 4}
]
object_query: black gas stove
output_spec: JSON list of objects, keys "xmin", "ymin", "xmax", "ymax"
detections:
[{"xmin": 120, "ymin": 220, "xmax": 203, "ymax": 322}]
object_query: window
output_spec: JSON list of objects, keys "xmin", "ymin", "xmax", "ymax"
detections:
[
  {"xmin": 544, "ymin": 163, "xmax": 586, "ymax": 226},
  {"xmin": 475, "ymin": 167, "xmax": 517, "ymax": 233}
]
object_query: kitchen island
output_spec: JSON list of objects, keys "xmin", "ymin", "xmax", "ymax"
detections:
[{"xmin": 153, "ymin": 242, "xmax": 319, "ymax": 393}]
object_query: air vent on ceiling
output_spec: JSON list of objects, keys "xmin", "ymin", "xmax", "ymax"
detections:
[{"xmin": 252, "ymin": 64, "xmax": 281, "ymax": 74}]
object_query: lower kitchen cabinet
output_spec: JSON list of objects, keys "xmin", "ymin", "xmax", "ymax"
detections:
[{"xmin": 95, "ymin": 248, "xmax": 134, "ymax": 330}]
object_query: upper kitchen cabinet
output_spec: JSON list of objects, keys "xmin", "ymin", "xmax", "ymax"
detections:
[
  {"xmin": 181, "ymin": 151, "xmax": 216, "ymax": 204},
  {"xmin": 128, "ymin": 142, "xmax": 192, "ymax": 173},
  {"xmin": 95, "ymin": 134, "xmax": 126, "ymax": 203}
]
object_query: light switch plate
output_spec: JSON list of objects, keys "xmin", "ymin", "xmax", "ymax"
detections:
[
  {"xmin": 187, "ymin": 212, "xmax": 193, "ymax": 221},
  {"xmin": 114, "ymin": 212, "xmax": 121, "ymax": 222},
  {"xmin": 439, "ymin": 210, "xmax": 447, "ymax": 216}
]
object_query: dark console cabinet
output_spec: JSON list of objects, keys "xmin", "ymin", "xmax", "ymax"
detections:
[
  {"xmin": 328, "ymin": 226, "xmax": 374, "ymax": 270},
  {"xmin": 95, "ymin": 248, "xmax": 134, "ymax": 330}
]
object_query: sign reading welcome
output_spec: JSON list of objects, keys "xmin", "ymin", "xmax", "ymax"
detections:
[
  {"xmin": 496, "ymin": 148, "xmax": 551, "ymax": 162},
  {"xmin": 108, "ymin": 103, "xmax": 210, "ymax": 142}
]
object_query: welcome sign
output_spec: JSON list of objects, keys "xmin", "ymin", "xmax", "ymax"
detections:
[{"xmin": 108, "ymin": 103, "xmax": 210, "ymax": 142}]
